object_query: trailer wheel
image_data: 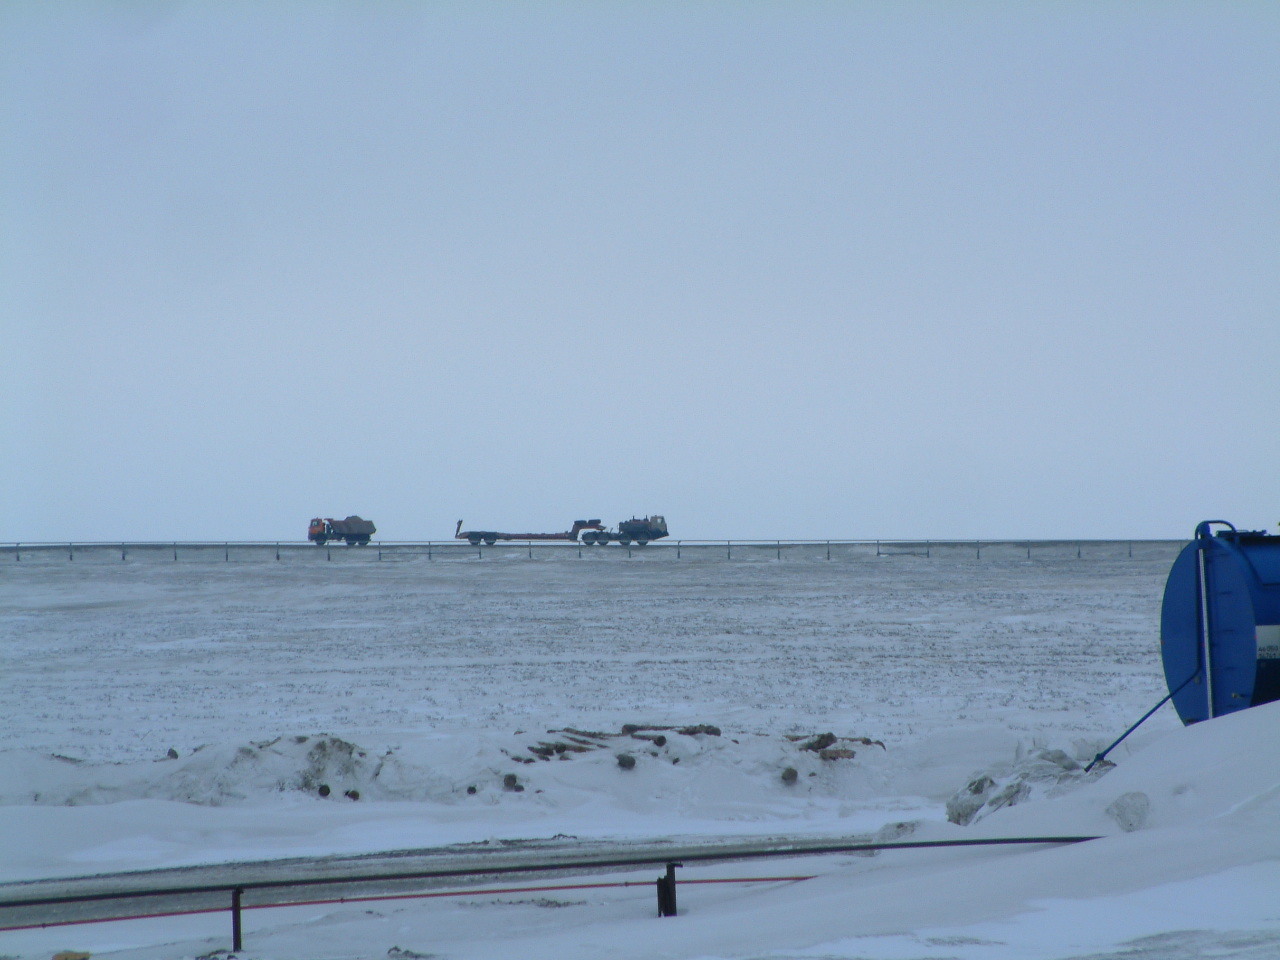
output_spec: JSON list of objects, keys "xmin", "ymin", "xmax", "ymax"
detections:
[
  {"xmin": 617, "ymin": 539, "xmax": 631, "ymax": 547},
  {"xmin": 468, "ymin": 536, "xmax": 482, "ymax": 546},
  {"xmin": 636, "ymin": 540, "xmax": 648, "ymax": 547}
]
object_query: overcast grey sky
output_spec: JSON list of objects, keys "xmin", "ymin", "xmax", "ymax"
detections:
[{"xmin": 4, "ymin": 2, "xmax": 1277, "ymax": 542}]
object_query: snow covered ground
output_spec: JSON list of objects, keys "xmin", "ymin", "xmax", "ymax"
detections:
[{"xmin": 4, "ymin": 547, "xmax": 1278, "ymax": 959}]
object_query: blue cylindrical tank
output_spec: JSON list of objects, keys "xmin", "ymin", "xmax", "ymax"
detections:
[{"xmin": 1161, "ymin": 521, "xmax": 1280, "ymax": 724}]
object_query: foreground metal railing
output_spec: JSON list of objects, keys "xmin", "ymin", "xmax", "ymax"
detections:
[{"xmin": 1, "ymin": 835, "xmax": 1099, "ymax": 949}]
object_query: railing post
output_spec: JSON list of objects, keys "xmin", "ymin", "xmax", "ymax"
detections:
[
  {"xmin": 656, "ymin": 861, "xmax": 682, "ymax": 917},
  {"xmin": 232, "ymin": 886, "xmax": 243, "ymax": 951}
]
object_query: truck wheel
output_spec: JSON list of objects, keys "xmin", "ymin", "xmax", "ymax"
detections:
[
  {"xmin": 617, "ymin": 539, "xmax": 630, "ymax": 547},
  {"xmin": 484, "ymin": 538, "xmax": 497, "ymax": 546},
  {"xmin": 468, "ymin": 536, "xmax": 482, "ymax": 546},
  {"xmin": 636, "ymin": 540, "xmax": 648, "ymax": 547}
]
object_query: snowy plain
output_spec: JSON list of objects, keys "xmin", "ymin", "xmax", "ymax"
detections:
[{"xmin": 3, "ymin": 543, "xmax": 1278, "ymax": 959}]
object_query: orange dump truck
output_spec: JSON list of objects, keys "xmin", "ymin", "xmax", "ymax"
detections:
[{"xmin": 309, "ymin": 516, "xmax": 376, "ymax": 545}]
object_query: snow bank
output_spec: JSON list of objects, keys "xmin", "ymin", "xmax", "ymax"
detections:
[
  {"xmin": 0, "ymin": 726, "xmax": 893, "ymax": 810},
  {"xmin": 945, "ymin": 742, "xmax": 1112, "ymax": 825},
  {"xmin": 968, "ymin": 697, "xmax": 1280, "ymax": 839}
]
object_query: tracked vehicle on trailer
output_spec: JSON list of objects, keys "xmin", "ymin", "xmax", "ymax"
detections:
[{"xmin": 579, "ymin": 516, "xmax": 669, "ymax": 546}]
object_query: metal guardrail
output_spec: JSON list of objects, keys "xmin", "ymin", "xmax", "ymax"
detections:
[
  {"xmin": 0, "ymin": 835, "xmax": 1099, "ymax": 949},
  {"xmin": 0, "ymin": 539, "xmax": 1185, "ymax": 562}
]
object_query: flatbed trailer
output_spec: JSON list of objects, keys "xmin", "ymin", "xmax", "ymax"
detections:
[{"xmin": 454, "ymin": 519, "xmax": 604, "ymax": 547}]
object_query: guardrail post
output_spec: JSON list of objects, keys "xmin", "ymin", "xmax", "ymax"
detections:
[
  {"xmin": 14, "ymin": 543, "xmax": 18, "ymax": 562},
  {"xmin": 677, "ymin": 540, "xmax": 681, "ymax": 559},
  {"xmin": 121, "ymin": 543, "xmax": 126, "ymax": 562},
  {"xmin": 1128, "ymin": 541, "xmax": 1132, "ymax": 558},
  {"xmin": 925, "ymin": 540, "xmax": 930, "ymax": 558},
  {"xmin": 69, "ymin": 543, "xmax": 74, "ymax": 561},
  {"xmin": 776, "ymin": 540, "xmax": 781, "ymax": 560},
  {"xmin": 976, "ymin": 540, "xmax": 981, "ymax": 560},
  {"xmin": 327, "ymin": 547, "xmax": 332, "ymax": 561},
  {"xmin": 876, "ymin": 540, "xmax": 881, "ymax": 557},
  {"xmin": 1077, "ymin": 541, "xmax": 1082, "ymax": 559},
  {"xmin": 275, "ymin": 542, "xmax": 280, "ymax": 561},
  {"xmin": 656, "ymin": 861, "xmax": 682, "ymax": 917},
  {"xmin": 429, "ymin": 541, "xmax": 433, "ymax": 560},
  {"xmin": 528, "ymin": 541, "xmax": 532, "ymax": 559},
  {"xmin": 826, "ymin": 540, "xmax": 830, "ymax": 560},
  {"xmin": 174, "ymin": 542, "xmax": 178, "ymax": 562},
  {"xmin": 1026, "ymin": 542, "xmax": 1031, "ymax": 560},
  {"xmin": 224, "ymin": 543, "xmax": 229, "ymax": 562},
  {"xmin": 727, "ymin": 540, "xmax": 731, "ymax": 560},
  {"xmin": 232, "ymin": 886, "xmax": 243, "ymax": 951}
]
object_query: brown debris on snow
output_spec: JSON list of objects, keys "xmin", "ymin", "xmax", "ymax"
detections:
[{"xmin": 818, "ymin": 747, "xmax": 856, "ymax": 761}]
